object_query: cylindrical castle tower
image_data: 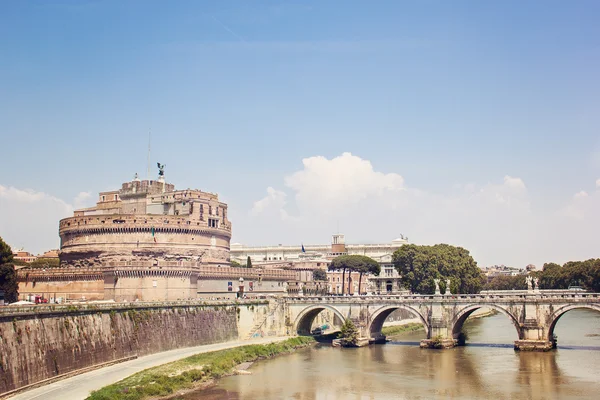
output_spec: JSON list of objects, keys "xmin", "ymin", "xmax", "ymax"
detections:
[
  {"xmin": 50, "ymin": 174, "xmax": 232, "ymax": 301},
  {"xmin": 59, "ymin": 178, "xmax": 232, "ymax": 268}
]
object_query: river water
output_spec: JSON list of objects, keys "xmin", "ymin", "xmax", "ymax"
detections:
[{"xmin": 187, "ymin": 309, "xmax": 600, "ymax": 400}]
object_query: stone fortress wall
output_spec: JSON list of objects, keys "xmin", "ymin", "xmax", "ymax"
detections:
[
  {"xmin": 17, "ymin": 265, "xmax": 296, "ymax": 302},
  {"xmin": 0, "ymin": 301, "xmax": 244, "ymax": 395}
]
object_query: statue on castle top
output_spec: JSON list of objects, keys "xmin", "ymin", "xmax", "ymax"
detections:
[
  {"xmin": 157, "ymin": 162, "xmax": 166, "ymax": 177},
  {"xmin": 134, "ymin": 172, "xmax": 139, "ymax": 180}
]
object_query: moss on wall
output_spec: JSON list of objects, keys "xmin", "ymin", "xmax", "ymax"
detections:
[{"xmin": 0, "ymin": 305, "xmax": 238, "ymax": 394}]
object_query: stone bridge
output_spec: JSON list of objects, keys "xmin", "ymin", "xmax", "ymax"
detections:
[{"xmin": 281, "ymin": 290, "xmax": 600, "ymax": 350}]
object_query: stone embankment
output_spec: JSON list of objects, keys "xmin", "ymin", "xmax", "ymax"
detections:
[{"xmin": 0, "ymin": 301, "xmax": 254, "ymax": 396}]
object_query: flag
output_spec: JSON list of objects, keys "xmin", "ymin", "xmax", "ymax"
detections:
[{"xmin": 301, "ymin": 244, "xmax": 305, "ymax": 253}]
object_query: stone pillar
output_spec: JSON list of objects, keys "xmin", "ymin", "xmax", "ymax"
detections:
[
  {"xmin": 514, "ymin": 301, "xmax": 553, "ymax": 351},
  {"xmin": 514, "ymin": 327, "xmax": 553, "ymax": 351},
  {"xmin": 420, "ymin": 300, "xmax": 456, "ymax": 349},
  {"xmin": 103, "ymin": 269, "xmax": 116, "ymax": 300},
  {"xmin": 190, "ymin": 271, "xmax": 199, "ymax": 299}
]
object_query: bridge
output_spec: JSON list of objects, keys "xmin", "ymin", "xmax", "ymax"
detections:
[
  {"xmin": 281, "ymin": 288, "xmax": 600, "ymax": 351},
  {"xmin": 2, "ymin": 291, "xmax": 600, "ymax": 395}
]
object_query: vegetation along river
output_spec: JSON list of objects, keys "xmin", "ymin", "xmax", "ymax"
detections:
[{"xmin": 185, "ymin": 309, "xmax": 600, "ymax": 400}]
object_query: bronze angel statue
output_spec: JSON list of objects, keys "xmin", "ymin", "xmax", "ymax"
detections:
[{"xmin": 157, "ymin": 162, "xmax": 166, "ymax": 176}]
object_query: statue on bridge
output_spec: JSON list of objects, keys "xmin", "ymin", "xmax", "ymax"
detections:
[
  {"xmin": 445, "ymin": 279, "xmax": 451, "ymax": 295},
  {"xmin": 434, "ymin": 279, "xmax": 441, "ymax": 295},
  {"xmin": 526, "ymin": 276, "xmax": 533, "ymax": 291},
  {"xmin": 533, "ymin": 277, "xmax": 539, "ymax": 291}
]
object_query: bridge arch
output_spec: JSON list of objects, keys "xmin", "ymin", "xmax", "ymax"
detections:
[
  {"xmin": 452, "ymin": 304, "xmax": 522, "ymax": 341},
  {"xmin": 294, "ymin": 305, "xmax": 346, "ymax": 336},
  {"xmin": 547, "ymin": 304, "xmax": 600, "ymax": 342},
  {"xmin": 368, "ymin": 305, "xmax": 429, "ymax": 339}
]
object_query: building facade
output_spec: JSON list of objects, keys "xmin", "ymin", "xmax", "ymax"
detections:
[
  {"xmin": 232, "ymin": 234, "xmax": 409, "ymax": 294},
  {"xmin": 231, "ymin": 234, "xmax": 408, "ymax": 265},
  {"xmin": 18, "ymin": 171, "xmax": 235, "ymax": 302}
]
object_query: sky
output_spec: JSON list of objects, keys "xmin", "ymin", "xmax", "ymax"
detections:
[{"xmin": 1, "ymin": 1, "xmax": 599, "ymax": 268}]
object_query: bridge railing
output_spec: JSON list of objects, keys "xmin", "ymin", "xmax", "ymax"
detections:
[{"xmin": 285, "ymin": 292, "xmax": 600, "ymax": 302}]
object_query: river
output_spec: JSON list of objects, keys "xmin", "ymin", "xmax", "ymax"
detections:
[{"xmin": 186, "ymin": 309, "xmax": 600, "ymax": 399}]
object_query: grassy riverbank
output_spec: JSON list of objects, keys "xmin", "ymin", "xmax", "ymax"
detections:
[
  {"xmin": 381, "ymin": 323, "xmax": 424, "ymax": 336},
  {"xmin": 380, "ymin": 309, "xmax": 499, "ymax": 337},
  {"xmin": 86, "ymin": 337, "xmax": 315, "ymax": 400}
]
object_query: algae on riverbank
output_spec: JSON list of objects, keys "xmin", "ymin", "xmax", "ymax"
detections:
[{"xmin": 86, "ymin": 337, "xmax": 315, "ymax": 400}]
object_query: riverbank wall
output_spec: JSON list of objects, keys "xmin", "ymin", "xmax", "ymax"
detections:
[{"xmin": 0, "ymin": 301, "xmax": 269, "ymax": 395}]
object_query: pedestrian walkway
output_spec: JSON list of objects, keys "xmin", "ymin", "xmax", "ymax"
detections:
[{"xmin": 9, "ymin": 336, "xmax": 289, "ymax": 400}]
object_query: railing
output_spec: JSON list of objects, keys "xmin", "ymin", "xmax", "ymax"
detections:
[
  {"xmin": 0, "ymin": 298, "xmax": 268, "ymax": 317},
  {"xmin": 284, "ymin": 292, "xmax": 600, "ymax": 303}
]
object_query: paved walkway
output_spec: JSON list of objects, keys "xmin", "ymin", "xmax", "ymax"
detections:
[{"xmin": 9, "ymin": 336, "xmax": 289, "ymax": 400}]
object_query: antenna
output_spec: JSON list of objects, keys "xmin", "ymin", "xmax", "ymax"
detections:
[{"xmin": 146, "ymin": 130, "xmax": 151, "ymax": 180}]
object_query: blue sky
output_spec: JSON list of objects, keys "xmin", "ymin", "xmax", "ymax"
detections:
[{"xmin": 1, "ymin": 1, "xmax": 599, "ymax": 268}]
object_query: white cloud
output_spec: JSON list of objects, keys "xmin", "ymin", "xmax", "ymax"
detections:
[
  {"xmin": 0, "ymin": 185, "xmax": 90, "ymax": 254},
  {"xmin": 502, "ymin": 175, "xmax": 526, "ymax": 190},
  {"xmin": 73, "ymin": 191, "xmax": 93, "ymax": 209},
  {"xmin": 284, "ymin": 152, "xmax": 404, "ymax": 214},
  {"xmin": 251, "ymin": 187, "xmax": 287, "ymax": 216},
  {"xmin": 596, "ymin": 179, "xmax": 600, "ymax": 189},
  {"xmin": 242, "ymin": 153, "xmax": 599, "ymax": 268}
]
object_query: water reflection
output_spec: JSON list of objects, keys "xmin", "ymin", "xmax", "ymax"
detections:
[{"xmin": 188, "ymin": 310, "xmax": 600, "ymax": 400}]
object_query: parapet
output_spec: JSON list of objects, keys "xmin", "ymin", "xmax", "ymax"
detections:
[{"xmin": 120, "ymin": 180, "xmax": 175, "ymax": 197}]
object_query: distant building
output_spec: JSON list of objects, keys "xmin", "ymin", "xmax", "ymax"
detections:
[
  {"xmin": 481, "ymin": 264, "xmax": 525, "ymax": 281},
  {"xmin": 231, "ymin": 234, "xmax": 408, "ymax": 266},
  {"xmin": 39, "ymin": 249, "xmax": 59, "ymax": 259},
  {"xmin": 369, "ymin": 264, "xmax": 406, "ymax": 295},
  {"xmin": 525, "ymin": 264, "xmax": 537, "ymax": 272},
  {"xmin": 232, "ymin": 234, "xmax": 409, "ymax": 294},
  {"xmin": 13, "ymin": 251, "xmax": 37, "ymax": 263}
]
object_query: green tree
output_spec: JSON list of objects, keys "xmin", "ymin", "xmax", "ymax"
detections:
[
  {"xmin": 27, "ymin": 258, "xmax": 60, "ymax": 269},
  {"xmin": 329, "ymin": 255, "xmax": 380, "ymax": 295},
  {"xmin": 312, "ymin": 268, "xmax": 327, "ymax": 281},
  {"xmin": 231, "ymin": 260, "xmax": 243, "ymax": 268},
  {"xmin": 338, "ymin": 318, "xmax": 359, "ymax": 347},
  {"xmin": 0, "ymin": 237, "xmax": 18, "ymax": 303},
  {"xmin": 0, "ymin": 236, "xmax": 14, "ymax": 265},
  {"xmin": 246, "ymin": 256, "xmax": 252, "ymax": 269},
  {"xmin": 393, "ymin": 244, "xmax": 485, "ymax": 294},
  {"xmin": 483, "ymin": 274, "xmax": 527, "ymax": 291}
]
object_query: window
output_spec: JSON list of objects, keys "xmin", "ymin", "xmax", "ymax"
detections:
[{"xmin": 114, "ymin": 194, "xmax": 118, "ymax": 201}]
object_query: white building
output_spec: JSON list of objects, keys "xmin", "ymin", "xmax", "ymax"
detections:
[{"xmin": 230, "ymin": 234, "xmax": 409, "ymax": 265}]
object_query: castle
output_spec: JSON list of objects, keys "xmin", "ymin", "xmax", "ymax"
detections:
[
  {"xmin": 59, "ymin": 173, "xmax": 231, "ymax": 269},
  {"xmin": 17, "ymin": 170, "xmax": 279, "ymax": 302}
]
